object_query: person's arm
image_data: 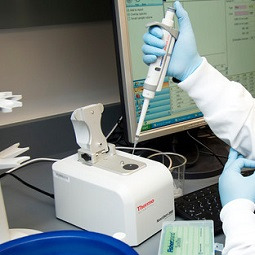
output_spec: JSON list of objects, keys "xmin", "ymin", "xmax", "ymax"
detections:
[
  {"xmin": 219, "ymin": 148, "xmax": 255, "ymax": 254},
  {"xmin": 220, "ymin": 199, "xmax": 255, "ymax": 255},
  {"xmin": 178, "ymin": 58, "xmax": 255, "ymax": 159},
  {"xmin": 142, "ymin": 1, "xmax": 255, "ymax": 159}
]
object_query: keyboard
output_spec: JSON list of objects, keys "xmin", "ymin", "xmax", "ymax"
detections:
[
  {"xmin": 175, "ymin": 170, "xmax": 255, "ymax": 235},
  {"xmin": 174, "ymin": 183, "xmax": 223, "ymax": 234}
]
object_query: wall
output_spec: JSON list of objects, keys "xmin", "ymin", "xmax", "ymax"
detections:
[{"xmin": 0, "ymin": 20, "xmax": 120, "ymax": 126}]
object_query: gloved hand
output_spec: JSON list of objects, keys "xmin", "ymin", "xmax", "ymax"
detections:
[
  {"xmin": 142, "ymin": 1, "xmax": 202, "ymax": 81},
  {"xmin": 219, "ymin": 148, "xmax": 255, "ymax": 207}
]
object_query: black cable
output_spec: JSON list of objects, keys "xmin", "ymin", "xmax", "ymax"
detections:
[
  {"xmin": 0, "ymin": 158, "xmax": 57, "ymax": 199},
  {"xmin": 105, "ymin": 115, "xmax": 134, "ymax": 147},
  {"xmin": 6, "ymin": 172, "xmax": 54, "ymax": 199},
  {"xmin": 0, "ymin": 172, "xmax": 6, "ymax": 179},
  {"xmin": 106, "ymin": 116, "xmax": 123, "ymax": 141},
  {"xmin": 199, "ymin": 150, "xmax": 228, "ymax": 159},
  {"xmin": 187, "ymin": 130, "xmax": 225, "ymax": 167}
]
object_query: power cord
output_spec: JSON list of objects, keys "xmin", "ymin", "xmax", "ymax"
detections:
[
  {"xmin": 6, "ymin": 172, "xmax": 54, "ymax": 199},
  {"xmin": 106, "ymin": 116, "xmax": 123, "ymax": 140},
  {"xmin": 106, "ymin": 115, "xmax": 129, "ymax": 146},
  {"xmin": 187, "ymin": 130, "xmax": 225, "ymax": 167},
  {"xmin": 0, "ymin": 158, "xmax": 58, "ymax": 199}
]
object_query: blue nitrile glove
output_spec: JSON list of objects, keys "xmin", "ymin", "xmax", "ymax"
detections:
[
  {"xmin": 142, "ymin": 1, "xmax": 202, "ymax": 81},
  {"xmin": 219, "ymin": 148, "xmax": 255, "ymax": 207}
]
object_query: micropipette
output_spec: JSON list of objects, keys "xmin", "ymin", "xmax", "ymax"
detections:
[{"xmin": 132, "ymin": 7, "xmax": 178, "ymax": 153}]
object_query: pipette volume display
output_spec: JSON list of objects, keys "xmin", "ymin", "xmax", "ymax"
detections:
[{"xmin": 132, "ymin": 7, "xmax": 177, "ymax": 153}]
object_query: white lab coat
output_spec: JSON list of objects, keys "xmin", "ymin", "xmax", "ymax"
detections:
[
  {"xmin": 220, "ymin": 199, "xmax": 255, "ymax": 255},
  {"xmin": 178, "ymin": 58, "xmax": 255, "ymax": 254},
  {"xmin": 179, "ymin": 57, "xmax": 255, "ymax": 159}
]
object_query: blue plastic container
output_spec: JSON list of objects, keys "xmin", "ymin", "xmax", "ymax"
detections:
[{"xmin": 0, "ymin": 230, "xmax": 138, "ymax": 255}]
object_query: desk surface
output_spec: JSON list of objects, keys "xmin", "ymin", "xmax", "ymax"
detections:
[{"xmin": 1, "ymin": 159, "xmax": 225, "ymax": 254}]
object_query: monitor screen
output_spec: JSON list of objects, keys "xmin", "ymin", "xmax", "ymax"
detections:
[{"xmin": 112, "ymin": 0, "xmax": 255, "ymax": 144}]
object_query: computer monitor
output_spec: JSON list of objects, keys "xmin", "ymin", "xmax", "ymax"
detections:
[{"xmin": 112, "ymin": 0, "xmax": 255, "ymax": 144}]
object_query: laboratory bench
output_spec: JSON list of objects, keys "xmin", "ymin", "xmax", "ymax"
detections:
[{"xmin": 0, "ymin": 154, "xmax": 225, "ymax": 255}]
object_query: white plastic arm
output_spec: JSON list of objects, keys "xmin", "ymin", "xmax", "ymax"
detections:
[{"xmin": 0, "ymin": 143, "xmax": 30, "ymax": 170}]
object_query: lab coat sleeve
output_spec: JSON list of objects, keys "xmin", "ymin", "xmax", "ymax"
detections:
[
  {"xmin": 220, "ymin": 199, "xmax": 255, "ymax": 255},
  {"xmin": 178, "ymin": 58, "xmax": 255, "ymax": 159}
]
